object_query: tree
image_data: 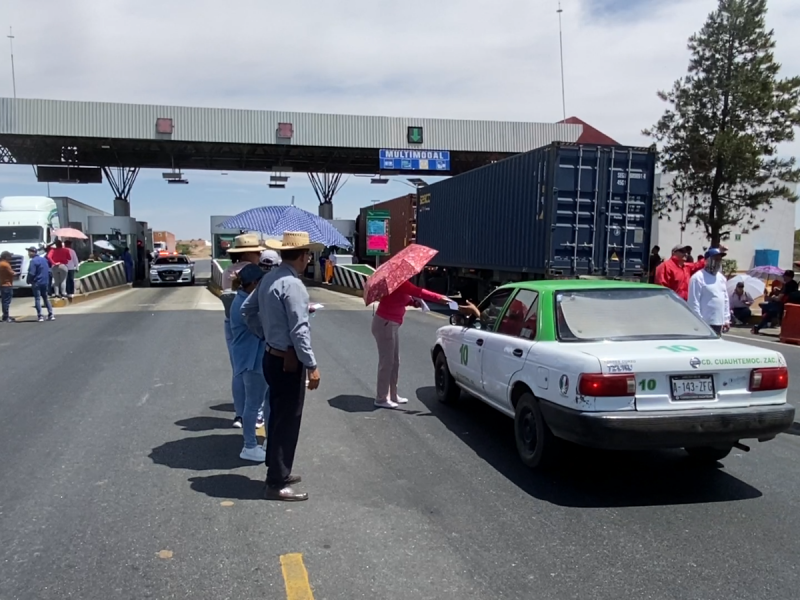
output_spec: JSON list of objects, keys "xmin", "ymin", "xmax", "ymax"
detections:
[{"xmin": 644, "ymin": 0, "xmax": 800, "ymax": 246}]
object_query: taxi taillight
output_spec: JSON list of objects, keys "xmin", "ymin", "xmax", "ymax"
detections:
[
  {"xmin": 578, "ymin": 373, "xmax": 636, "ymax": 397},
  {"xmin": 749, "ymin": 367, "xmax": 788, "ymax": 391}
]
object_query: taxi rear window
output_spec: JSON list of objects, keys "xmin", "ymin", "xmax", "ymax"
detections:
[
  {"xmin": 154, "ymin": 256, "xmax": 189, "ymax": 265},
  {"xmin": 555, "ymin": 287, "xmax": 716, "ymax": 342}
]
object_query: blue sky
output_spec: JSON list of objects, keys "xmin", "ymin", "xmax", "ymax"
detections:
[{"xmin": 0, "ymin": 0, "xmax": 797, "ymax": 239}]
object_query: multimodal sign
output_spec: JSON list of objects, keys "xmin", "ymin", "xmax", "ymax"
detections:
[{"xmin": 379, "ymin": 149, "xmax": 450, "ymax": 172}]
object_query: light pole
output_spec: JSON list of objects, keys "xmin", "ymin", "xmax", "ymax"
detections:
[
  {"xmin": 557, "ymin": 1, "xmax": 566, "ymax": 120},
  {"xmin": 7, "ymin": 27, "xmax": 16, "ymax": 99}
]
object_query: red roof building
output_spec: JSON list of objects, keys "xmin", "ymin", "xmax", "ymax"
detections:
[{"xmin": 558, "ymin": 117, "xmax": 619, "ymax": 145}]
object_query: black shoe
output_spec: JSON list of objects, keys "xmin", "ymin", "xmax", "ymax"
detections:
[
  {"xmin": 285, "ymin": 475, "xmax": 302, "ymax": 485},
  {"xmin": 264, "ymin": 486, "xmax": 308, "ymax": 502}
]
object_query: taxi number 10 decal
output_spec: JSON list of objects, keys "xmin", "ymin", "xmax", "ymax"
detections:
[
  {"xmin": 460, "ymin": 344, "xmax": 469, "ymax": 366},
  {"xmin": 656, "ymin": 345, "xmax": 698, "ymax": 353}
]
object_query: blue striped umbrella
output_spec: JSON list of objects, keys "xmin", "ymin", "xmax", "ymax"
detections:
[{"xmin": 219, "ymin": 206, "xmax": 352, "ymax": 249}]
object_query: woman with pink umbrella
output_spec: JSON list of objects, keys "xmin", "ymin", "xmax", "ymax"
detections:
[{"xmin": 364, "ymin": 244, "xmax": 452, "ymax": 409}]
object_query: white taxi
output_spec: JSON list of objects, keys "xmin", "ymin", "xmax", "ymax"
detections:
[{"xmin": 431, "ymin": 280, "xmax": 795, "ymax": 469}]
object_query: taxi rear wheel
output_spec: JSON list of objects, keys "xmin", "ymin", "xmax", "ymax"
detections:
[
  {"xmin": 514, "ymin": 392, "xmax": 558, "ymax": 469},
  {"xmin": 684, "ymin": 446, "xmax": 732, "ymax": 463},
  {"xmin": 434, "ymin": 352, "xmax": 459, "ymax": 404}
]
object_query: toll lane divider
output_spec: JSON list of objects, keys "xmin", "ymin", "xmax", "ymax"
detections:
[
  {"xmin": 208, "ymin": 259, "xmax": 224, "ymax": 297},
  {"xmin": 50, "ymin": 261, "xmax": 130, "ymax": 307},
  {"xmin": 326, "ymin": 264, "xmax": 372, "ymax": 297}
]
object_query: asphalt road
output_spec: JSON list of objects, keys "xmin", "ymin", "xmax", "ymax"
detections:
[{"xmin": 2, "ymin": 284, "xmax": 800, "ymax": 600}]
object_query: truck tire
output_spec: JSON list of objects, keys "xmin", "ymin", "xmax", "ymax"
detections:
[
  {"xmin": 684, "ymin": 446, "xmax": 732, "ymax": 463},
  {"xmin": 514, "ymin": 392, "xmax": 559, "ymax": 469},
  {"xmin": 434, "ymin": 352, "xmax": 460, "ymax": 405}
]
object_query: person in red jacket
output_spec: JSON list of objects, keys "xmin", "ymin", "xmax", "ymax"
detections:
[
  {"xmin": 372, "ymin": 280, "xmax": 450, "ymax": 409},
  {"xmin": 655, "ymin": 244, "xmax": 693, "ymax": 300}
]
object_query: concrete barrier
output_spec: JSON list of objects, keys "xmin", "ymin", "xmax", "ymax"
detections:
[
  {"xmin": 332, "ymin": 265, "xmax": 370, "ymax": 291},
  {"xmin": 76, "ymin": 261, "xmax": 127, "ymax": 294},
  {"xmin": 208, "ymin": 259, "xmax": 225, "ymax": 297}
]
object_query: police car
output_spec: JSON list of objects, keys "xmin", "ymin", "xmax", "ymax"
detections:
[
  {"xmin": 432, "ymin": 280, "xmax": 794, "ymax": 468},
  {"xmin": 149, "ymin": 252, "xmax": 195, "ymax": 285}
]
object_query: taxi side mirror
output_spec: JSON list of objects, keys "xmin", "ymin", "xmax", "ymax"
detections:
[{"xmin": 450, "ymin": 313, "xmax": 466, "ymax": 327}]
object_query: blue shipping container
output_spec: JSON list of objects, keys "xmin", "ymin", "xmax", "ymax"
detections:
[{"xmin": 416, "ymin": 142, "xmax": 657, "ymax": 278}]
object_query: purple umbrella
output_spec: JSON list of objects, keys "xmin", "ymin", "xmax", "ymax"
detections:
[{"xmin": 748, "ymin": 265, "xmax": 785, "ymax": 279}]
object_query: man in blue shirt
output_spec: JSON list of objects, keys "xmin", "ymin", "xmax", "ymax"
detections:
[{"xmin": 26, "ymin": 246, "xmax": 54, "ymax": 322}]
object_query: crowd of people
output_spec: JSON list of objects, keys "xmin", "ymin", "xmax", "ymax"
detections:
[
  {"xmin": 0, "ymin": 240, "xmax": 83, "ymax": 323},
  {"xmin": 648, "ymin": 243, "xmax": 796, "ymax": 335}
]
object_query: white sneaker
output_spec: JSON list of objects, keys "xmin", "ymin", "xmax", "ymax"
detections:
[
  {"xmin": 240, "ymin": 446, "xmax": 266, "ymax": 462},
  {"xmin": 374, "ymin": 399, "xmax": 399, "ymax": 409},
  {"xmin": 392, "ymin": 396, "xmax": 409, "ymax": 405},
  {"xmin": 232, "ymin": 417, "xmax": 243, "ymax": 428}
]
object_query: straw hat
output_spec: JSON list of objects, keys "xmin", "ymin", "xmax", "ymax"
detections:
[
  {"xmin": 227, "ymin": 233, "xmax": 267, "ymax": 254},
  {"xmin": 265, "ymin": 231, "xmax": 324, "ymax": 252}
]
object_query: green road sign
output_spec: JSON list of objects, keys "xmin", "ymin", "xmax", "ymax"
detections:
[{"xmin": 407, "ymin": 126, "xmax": 423, "ymax": 144}]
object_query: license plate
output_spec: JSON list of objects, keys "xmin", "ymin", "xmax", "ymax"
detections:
[
  {"xmin": 163, "ymin": 276, "xmax": 177, "ymax": 281},
  {"xmin": 670, "ymin": 375, "xmax": 715, "ymax": 401}
]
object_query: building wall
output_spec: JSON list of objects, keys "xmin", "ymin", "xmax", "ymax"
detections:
[
  {"xmin": 0, "ymin": 98, "xmax": 582, "ymax": 153},
  {"xmin": 652, "ymin": 173, "xmax": 797, "ymax": 271}
]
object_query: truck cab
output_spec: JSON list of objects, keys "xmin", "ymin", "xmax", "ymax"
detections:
[{"xmin": 0, "ymin": 196, "xmax": 60, "ymax": 288}]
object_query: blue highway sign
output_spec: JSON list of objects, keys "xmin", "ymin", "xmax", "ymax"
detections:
[{"xmin": 379, "ymin": 149, "xmax": 450, "ymax": 172}]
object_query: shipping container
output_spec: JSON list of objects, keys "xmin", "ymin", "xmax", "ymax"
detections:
[
  {"xmin": 356, "ymin": 194, "xmax": 416, "ymax": 265},
  {"xmin": 153, "ymin": 231, "xmax": 176, "ymax": 252},
  {"xmin": 417, "ymin": 142, "xmax": 656, "ymax": 300}
]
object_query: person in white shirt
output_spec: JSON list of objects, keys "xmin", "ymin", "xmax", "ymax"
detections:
[
  {"xmin": 63, "ymin": 240, "xmax": 80, "ymax": 299},
  {"xmin": 688, "ymin": 247, "xmax": 730, "ymax": 335},
  {"xmin": 729, "ymin": 282, "xmax": 754, "ymax": 324}
]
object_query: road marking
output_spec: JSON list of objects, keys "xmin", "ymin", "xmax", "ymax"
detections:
[{"xmin": 280, "ymin": 553, "xmax": 314, "ymax": 599}]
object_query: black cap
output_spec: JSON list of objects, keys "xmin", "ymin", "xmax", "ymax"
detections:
[{"xmin": 238, "ymin": 263, "xmax": 265, "ymax": 287}]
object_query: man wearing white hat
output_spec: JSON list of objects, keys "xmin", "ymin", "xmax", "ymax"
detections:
[{"xmin": 242, "ymin": 232, "xmax": 322, "ymax": 502}]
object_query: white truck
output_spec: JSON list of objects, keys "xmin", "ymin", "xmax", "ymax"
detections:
[{"xmin": 0, "ymin": 196, "xmax": 61, "ymax": 288}]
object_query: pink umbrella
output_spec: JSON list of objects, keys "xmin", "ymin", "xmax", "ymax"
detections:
[
  {"xmin": 363, "ymin": 244, "xmax": 438, "ymax": 305},
  {"xmin": 53, "ymin": 227, "xmax": 88, "ymax": 240}
]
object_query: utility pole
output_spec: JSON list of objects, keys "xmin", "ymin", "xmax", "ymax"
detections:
[
  {"xmin": 7, "ymin": 27, "xmax": 16, "ymax": 99},
  {"xmin": 557, "ymin": 2, "xmax": 566, "ymax": 120}
]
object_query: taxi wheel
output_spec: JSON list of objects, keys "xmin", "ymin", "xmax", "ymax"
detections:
[
  {"xmin": 514, "ymin": 392, "xmax": 558, "ymax": 469},
  {"xmin": 434, "ymin": 352, "xmax": 459, "ymax": 404},
  {"xmin": 684, "ymin": 446, "xmax": 732, "ymax": 463}
]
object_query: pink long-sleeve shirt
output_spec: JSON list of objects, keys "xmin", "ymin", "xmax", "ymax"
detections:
[{"xmin": 376, "ymin": 280, "xmax": 443, "ymax": 325}]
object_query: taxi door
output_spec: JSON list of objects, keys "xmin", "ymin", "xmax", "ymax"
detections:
[
  {"xmin": 450, "ymin": 288, "xmax": 515, "ymax": 397},
  {"xmin": 480, "ymin": 290, "xmax": 540, "ymax": 411}
]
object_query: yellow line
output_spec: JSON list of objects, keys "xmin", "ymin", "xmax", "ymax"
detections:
[{"xmin": 280, "ymin": 553, "xmax": 314, "ymax": 600}]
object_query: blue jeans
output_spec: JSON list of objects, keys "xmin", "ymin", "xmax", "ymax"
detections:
[
  {"xmin": 32, "ymin": 283, "xmax": 53, "ymax": 317},
  {"xmin": 224, "ymin": 319, "xmax": 246, "ymax": 418},
  {"xmin": 241, "ymin": 369, "xmax": 269, "ymax": 449},
  {"xmin": 1, "ymin": 287, "xmax": 12, "ymax": 320}
]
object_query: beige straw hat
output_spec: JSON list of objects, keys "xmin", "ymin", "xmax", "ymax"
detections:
[
  {"xmin": 264, "ymin": 231, "xmax": 324, "ymax": 252},
  {"xmin": 226, "ymin": 233, "xmax": 267, "ymax": 253}
]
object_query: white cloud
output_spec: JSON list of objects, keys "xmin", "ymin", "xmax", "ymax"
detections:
[{"xmin": 0, "ymin": 0, "xmax": 798, "ymax": 236}]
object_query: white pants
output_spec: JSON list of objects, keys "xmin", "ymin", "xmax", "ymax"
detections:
[{"xmin": 52, "ymin": 264, "xmax": 68, "ymax": 297}]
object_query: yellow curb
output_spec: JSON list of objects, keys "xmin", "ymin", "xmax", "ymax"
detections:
[{"xmin": 69, "ymin": 283, "xmax": 132, "ymax": 305}]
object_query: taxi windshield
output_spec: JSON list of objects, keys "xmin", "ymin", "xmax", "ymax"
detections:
[
  {"xmin": 154, "ymin": 256, "xmax": 189, "ymax": 265},
  {"xmin": 555, "ymin": 287, "xmax": 717, "ymax": 342}
]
